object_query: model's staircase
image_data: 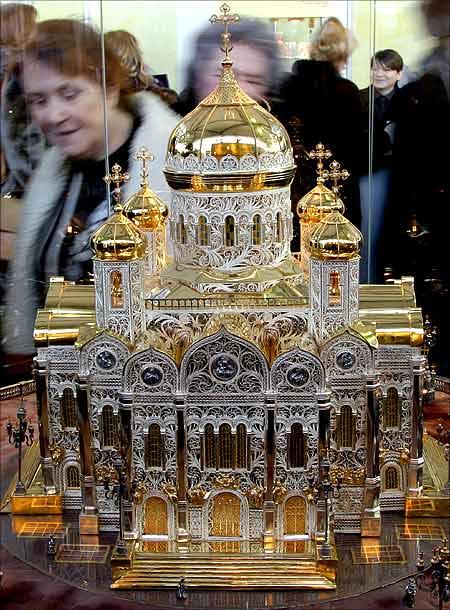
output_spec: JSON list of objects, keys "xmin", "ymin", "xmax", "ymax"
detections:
[{"xmin": 111, "ymin": 543, "xmax": 337, "ymax": 590}]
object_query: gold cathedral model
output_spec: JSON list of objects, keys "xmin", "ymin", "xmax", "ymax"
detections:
[{"xmin": 26, "ymin": 3, "xmax": 426, "ymax": 590}]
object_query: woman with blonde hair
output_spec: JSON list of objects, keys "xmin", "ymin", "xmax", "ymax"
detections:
[
  {"xmin": 309, "ymin": 17, "xmax": 357, "ymax": 73},
  {"xmin": 277, "ymin": 16, "xmax": 363, "ymax": 242},
  {"xmin": 104, "ymin": 30, "xmax": 150, "ymax": 93}
]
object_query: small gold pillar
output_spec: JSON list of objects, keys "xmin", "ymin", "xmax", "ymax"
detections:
[
  {"xmin": 175, "ymin": 394, "xmax": 190, "ymax": 545},
  {"xmin": 76, "ymin": 376, "xmax": 99, "ymax": 534},
  {"xmin": 408, "ymin": 356, "xmax": 426, "ymax": 496},
  {"xmin": 34, "ymin": 358, "xmax": 56, "ymax": 494},
  {"xmin": 361, "ymin": 374, "xmax": 381, "ymax": 537},
  {"xmin": 263, "ymin": 393, "xmax": 276, "ymax": 550}
]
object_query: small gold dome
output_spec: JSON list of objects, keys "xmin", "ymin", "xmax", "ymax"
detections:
[
  {"xmin": 164, "ymin": 63, "xmax": 295, "ymax": 192},
  {"xmin": 297, "ymin": 181, "xmax": 344, "ymax": 223},
  {"xmin": 123, "ymin": 185, "xmax": 168, "ymax": 232},
  {"xmin": 91, "ymin": 204, "xmax": 147, "ymax": 261},
  {"xmin": 310, "ymin": 211, "xmax": 363, "ymax": 260}
]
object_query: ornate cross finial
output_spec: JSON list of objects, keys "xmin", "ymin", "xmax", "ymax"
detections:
[
  {"xmin": 104, "ymin": 163, "xmax": 130, "ymax": 207},
  {"xmin": 308, "ymin": 143, "xmax": 332, "ymax": 182},
  {"xmin": 322, "ymin": 159, "xmax": 350, "ymax": 195},
  {"xmin": 209, "ymin": 3, "xmax": 240, "ymax": 65},
  {"xmin": 134, "ymin": 146, "xmax": 154, "ymax": 187}
]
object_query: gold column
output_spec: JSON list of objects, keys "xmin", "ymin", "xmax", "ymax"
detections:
[
  {"xmin": 317, "ymin": 391, "xmax": 331, "ymax": 543},
  {"xmin": 408, "ymin": 355, "xmax": 425, "ymax": 496},
  {"xmin": 361, "ymin": 374, "xmax": 381, "ymax": 537},
  {"xmin": 175, "ymin": 394, "xmax": 189, "ymax": 545},
  {"xmin": 34, "ymin": 358, "xmax": 56, "ymax": 494},
  {"xmin": 263, "ymin": 392, "xmax": 276, "ymax": 550},
  {"xmin": 76, "ymin": 375, "xmax": 99, "ymax": 534},
  {"xmin": 118, "ymin": 391, "xmax": 136, "ymax": 538}
]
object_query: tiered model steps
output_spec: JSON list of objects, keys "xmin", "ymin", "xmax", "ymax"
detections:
[{"xmin": 111, "ymin": 541, "xmax": 337, "ymax": 590}]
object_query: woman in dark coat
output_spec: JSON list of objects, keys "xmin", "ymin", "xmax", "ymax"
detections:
[{"xmin": 275, "ymin": 18, "xmax": 363, "ymax": 247}]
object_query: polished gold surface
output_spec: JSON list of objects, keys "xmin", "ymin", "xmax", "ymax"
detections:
[
  {"xmin": 11, "ymin": 494, "xmax": 63, "ymax": 515},
  {"xmin": 91, "ymin": 204, "xmax": 147, "ymax": 261},
  {"xmin": 144, "ymin": 497, "xmax": 168, "ymax": 535},
  {"xmin": 211, "ymin": 492, "xmax": 241, "ymax": 537},
  {"xmin": 351, "ymin": 545, "xmax": 405, "ymax": 565},
  {"xmin": 111, "ymin": 539, "xmax": 337, "ymax": 590},
  {"xmin": 310, "ymin": 211, "xmax": 363, "ymax": 260},
  {"xmin": 395, "ymin": 523, "xmax": 446, "ymax": 540},
  {"xmin": 297, "ymin": 182, "xmax": 344, "ymax": 223},
  {"xmin": 284, "ymin": 496, "xmax": 307, "ymax": 535},
  {"xmin": 33, "ymin": 274, "xmax": 424, "ymax": 349},
  {"xmin": 164, "ymin": 30, "xmax": 295, "ymax": 194},
  {"xmin": 123, "ymin": 147, "xmax": 168, "ymax": 231}
]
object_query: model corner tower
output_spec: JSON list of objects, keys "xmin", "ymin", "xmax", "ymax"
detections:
[
  {"xmin": 309, "ymin": 209, "xmax": 363, "ymax": 342},
  {"xmin": 123, "ymin": 146, "xmax": 168, "ymax": 283},
  {"xmin": 91, "ymin": 163, "xmax": 147, "ymax": 342}
]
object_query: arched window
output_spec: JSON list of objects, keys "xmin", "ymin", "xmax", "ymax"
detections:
[
  {"xmin": 204, "ymin": 423, "xmax": 215, "ymax": 469},
  {"xmin": 102, "ymin": 405, "xmax": 117, "ymax": 448},
  {"xmin": 178, "ymin": 214, "xmax": 187, "ymax": 244},
  {"xmin": 61, "ymin": 388, "xmax": 77, "ymax": 429},
  {"xmin": 235, "ymin": 424, "xmax": 247, "ymax": 469},
  {"xmin": 218, "ymin": 423, "xmax": 233, "ymax": 469},
  {"xmin": 339, "ymin": 405, "xmax": 354, "ymax": 449},
  {"xmin": 252, "ymin": 214, "xmax": 262, "ymax": 246},
  {"xmin": 147, "ymin": 423, "xmax": 163, "ymax": 468},
  {"xmin": 66, "ymin": 465, "xmax": 80, "ymax": 489},
  {"xmin": 275, "ymin": 212, "xmax": 283, "ymax": 242},
  {"xmin": 197, "ymin": 215, "xmax": 209, "ymax": 246},
  {"xmin": 224, "ymin": 216, "xmax": 235, "ymax": 247},
  {"xmin": 385, "ymin": 466, "xmax": 399, "ymax": 490},
  {"xmin": 384, "ymin": 388, "xmax": 400, "ymax": 428},
  {"xmin": 110, "ymin": 270, "xmax": 124, "ymax": 309},
  {"xmin": 329, "ymin": 270, "xmax": 341, "ymax": 306},
  {"xmin": 289, "ymin": 423, "xmax": 306, "ymax": 468}
]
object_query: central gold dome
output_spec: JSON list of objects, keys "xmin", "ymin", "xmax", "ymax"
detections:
[{"xmin": 164, "ymin": 63, "xmax": 295, "ymax": 192}]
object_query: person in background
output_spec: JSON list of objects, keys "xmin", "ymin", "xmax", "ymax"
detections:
[
  {"xmin": 276, "ymin": 17, "xmax": 363, "ymax": 248},
  {"xmin": 383, "ymin": 0, "xmax": 450, "ymax": 374},
  {"xmin": 104, "ymin": 29, "xmax": 179, "ymax": 107},
  {"xmin": 173, "ymin": 18, "xmax": 280, "ymax": 116},
  {"xmin": 359, "ymin": 49, "xmax": 403, "ymax": 283},
  {"xmin": 1, "ymin": 2, "xmax": 45, "ymax": 198},
  {"xmin": 3, "ymin": 19, "xmax": 178, "ymax": 361}
]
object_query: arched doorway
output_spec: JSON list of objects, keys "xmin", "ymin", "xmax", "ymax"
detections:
[
  {"xmin": 210, "ymin": 492, "xmax": 241, "ymax": 537},
  {"xmin": 144, "ymin": 497, "xmax": 168, "ymax": 536},
  {"xmin": 284, "ymin": 496, "xmax": 307, "ymax": 536}
]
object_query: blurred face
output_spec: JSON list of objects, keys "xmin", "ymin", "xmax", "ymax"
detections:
[
  {"xmin": 23, "ymin": 60, "xmax": 116, "ymax": 160},
  {"xmin": 196, "ymin": 43, "xmax": 269, "ymax": 102},
  {"xmin": 371, "ymin": 60, "xmax": 401, "ymax": 95}
]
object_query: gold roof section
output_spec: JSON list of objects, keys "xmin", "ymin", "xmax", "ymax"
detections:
[
  {"xmin": 297, "ymin": 182, "xmax": 344, "ymax": 223},
  {"xmin": 34, "ymin": 276, "xmax": 423, "ymax": 348},
  {"xmin": 310, "ymin": 211, "xmax": 362, "ymax": 260},
  {"xmin": 297, "ymin": 145, "xmax": 345, "ymax": 222},
  {"xmin": 123, "ymin": 147, "xmax": 168, "ymax": 232},
  {"xmin": 91, "ymin": 203, "xmax": 147, "ymax": 261}
]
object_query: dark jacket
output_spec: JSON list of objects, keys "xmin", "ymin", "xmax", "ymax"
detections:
[
  {"xmin": 359, "ymin": 85, "xmax": 398, "ymax": 172},
  {"xmin": 275, "ymin": 60, "xmax": 363, "ymax": 230}
]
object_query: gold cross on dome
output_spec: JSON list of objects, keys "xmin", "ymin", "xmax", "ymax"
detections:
[
  {"xmin": 104, "ymin": 163, "xmax": 130, "ymax": 206},
  {"xmin": 209, "ymin": 3, "xmax": 240, "ymax": 64},
  {"xmin": 134, "ymin": 146, "xmax": 154, "ymax": 185},
  {"xmin": 308, "ymin": 143, "xmax": 332, "ymax": 182},
  {"xmin": 322, "ymin": 159, "xmax": 350, "ymax": 194}
]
